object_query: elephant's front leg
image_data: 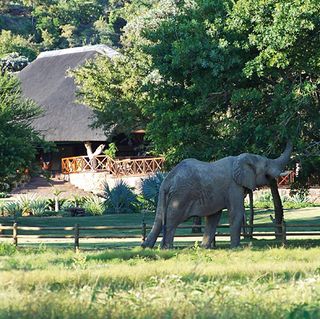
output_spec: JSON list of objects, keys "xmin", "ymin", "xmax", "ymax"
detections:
[
  {"xmin": 228, "ymin": 192, "xmax": 246, "ymax": 248},
  {"xmin": 201, "ymin": 211, "xmax": 222, "ymax": 249}
]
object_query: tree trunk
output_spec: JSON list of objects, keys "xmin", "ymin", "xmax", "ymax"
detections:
[
  {"xmin": 269, "ymin": 178, "xmax": 284, "ymax": 239},
  {"xmin": 84, "ymin": 142, "xmax": 105, "ymax": 170},
  {"xmin": 192, "ymin": 216, "xmax": 202, "ymax": 233},
  {"xmin": 54, "ymin": 195, "xmax": 59, "ymax": 212}
]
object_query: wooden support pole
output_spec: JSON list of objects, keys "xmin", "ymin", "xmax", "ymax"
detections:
[
  {"xmin": 248, "ymin": 190, "xmax": 254, "ymax": 239},
  {"xmin": 74, "ymin": 224, "xmax": 79, "ymax": 251},
  {"xmin": 142, "ymin": 222, "xmax": 147, "ymax": 242},
  {"xmin": 13, "ymin": 222, "xmax": 17, "ymax": 246},
  {"xmin": 242, "ymin": 214, "xmax": 247, "ymax": 239},
  {"xmin": 281, "ymin": 221, "xmax": 287, "ymax": 246},
  {"xmin": 192, "ymin": 216, "xmax": 202, "ymax": 233},
  {"xmin": 212, "ymin": 236, "xmax": 216, "ymax": 248}
]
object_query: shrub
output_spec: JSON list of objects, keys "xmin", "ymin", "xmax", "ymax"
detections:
[
  {"xmin": 140, "ymin": 172, "xmax": 166, "ymax": 211},
  {"xmin": 83, "ymin": 196, "xmax": 104, "ymax": 216},
  {"xmin": 1, "ymin": 201, "xmax": 22, "ymax": 218},
  {"xmin": 29, "ymin": 199, "xmax": 49, "ymax": 216},
  {"xmin": 103, "ymin": 142, "xmax": 118, "ymax": 159},
  {"xmin": 102, "ymin": 180, "xmax": 139, "ymax": 214},
  {"xmin": 15, "ymin": 194, "xmax": 38, "ymax": 215},
  {"xmin": 252, "ymin": 191, "xmax": 317, "ymax": 209},
  {"xmin": 61, "ymin": 195, "xmax": 88, "ymax": 209}
]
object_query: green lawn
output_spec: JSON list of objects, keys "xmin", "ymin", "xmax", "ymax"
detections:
[
  {"xmin": 1, "ymin": 245, "xmax": 320, "ymax": 318},
  {"xmin": 0, "ymin": 208, "xmax": 320, "ymax": 318}
]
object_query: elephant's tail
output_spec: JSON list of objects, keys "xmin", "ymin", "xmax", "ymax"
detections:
[{"xmin": 141, "ymin": 188, "xmax": 167, "ymax": 248}]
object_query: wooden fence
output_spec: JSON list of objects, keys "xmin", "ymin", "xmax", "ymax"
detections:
[
  {"xmin": 1, "ymin": 222, "xmax": 320, "ymax": 250},
  {"xmin": 61, "ymin": 155, "xmax": 165, "ymax": 176}
]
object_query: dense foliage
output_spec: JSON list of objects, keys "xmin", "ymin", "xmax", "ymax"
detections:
[
  {"xmin": 2, "ymin": 0, "xmax": 320, "ymax": 188},
  {"xmin": 0, "ymin": 73, "xmax": 42, "ymax": 191},
  {"xmin": 0, "ymin": 0, "xmax": 127, "ymax": 70},
  {"xmin": 74, "ymin": 0, "xmax": 320, "ymax": 189}
]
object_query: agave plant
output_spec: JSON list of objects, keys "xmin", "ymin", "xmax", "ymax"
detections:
[
  {"xmin": 29, "ymin": 199, "xmax": 49, "ymax": 216},
  {"xmin": 2, "ymin": 201, "xmax": 22, "ymax": 218},
  {"xmin": 83, "ymin": 196, "xmax": 104, "ymax": 216},
  {"xmin": 140, "ymin": 172, "xmax": 166, "ymax": 210},
  {"xmin": 62, "ymin": 195, "xmax": 88, "ymax": 209},
  {"xmin": 16, "ymin": 194, "xmax": 38, "ymax": 216},
  {"xmin": 102, "ymin": 180, "xmax": 139, "ymax": 214}
]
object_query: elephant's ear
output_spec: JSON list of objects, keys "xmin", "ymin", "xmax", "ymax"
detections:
[{"xmin": 232, "ymin": 154, "xmax": 257, "ymax": 190}]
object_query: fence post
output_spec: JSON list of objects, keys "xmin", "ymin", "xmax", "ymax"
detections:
[
  {"xmin": 13, "ymin": 222, "xmax": 17, "ymax": 246},
  {"xmin": 142, "ymin": 222, "xmax": 147, "ymax": 242},
  {"xmin": 212, "ymin": 236, "xmax": 216, "ymax": 248},
  {"xmin": 281, "ymin": 221, "xmax": 286, "ymax": 246},
  {"xmin": 242, "ymin": 214, "xmax": 248, "ymax": 239},
  {"xmin": 74, "ymin": 224, "xmax": 79, "ymax": 251}
]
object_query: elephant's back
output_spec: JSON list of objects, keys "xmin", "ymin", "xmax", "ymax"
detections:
[{"xmin": 162, "ymin": 157, "xmax": 233, "ymax": 194}]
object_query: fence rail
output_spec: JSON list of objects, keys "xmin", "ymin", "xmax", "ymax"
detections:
[
  {"xmin": 1, "ymin": 221, "xmax": 320, "ymax": 250},
  {"xmin": 61, "ymin": 155, "xmax": 165, "ymax": 176}
]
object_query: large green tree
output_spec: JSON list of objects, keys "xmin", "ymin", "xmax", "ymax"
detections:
[
  {"xmin": 0, "ymin": 73, "xmax": 42, "ymax": 191},
  {"xmin": 74, "ymin": 0, "xmax": 320, "ymax": 228},
  {"xmin": 0, "ymin": 0, "xmax": 125, "ymax": 61},
  {"xmin": 75, "ymin": 0, "xmax": 320, "ymax": 173}
]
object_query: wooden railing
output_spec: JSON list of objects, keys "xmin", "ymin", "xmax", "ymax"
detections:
[
  {"xmin": 61, "ymin": 155, "xmax": 165, "ymax": 176},
  {"xmin": 2, "ymin": 221, "xmax": 320, "ymax": 250},
  {"xmin": 277, "ymin": 171, "xmax": 295, "ymax": 186}
]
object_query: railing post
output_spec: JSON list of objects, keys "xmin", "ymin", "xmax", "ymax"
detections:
[
  {"xmin": 142, "ymin": 222, "xmax": 147, "ymax": 242},
  {"xmin": 74, "ymin": 224, "xmax": 80, "ymax": 251},
  {"xmin": 143, "ymin": 160, "xmax": 146, "ymax": 174},
  {"xmin": 13, "ymin": 222, "xmax": 17, "ymax": 246},
  {"xmin": 281, "ymin": 221, "xmax": 286, "ymax": 246}
]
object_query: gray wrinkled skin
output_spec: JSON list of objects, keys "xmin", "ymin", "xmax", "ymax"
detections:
[{"xmin": 142, "ymin": 143, "xmax": 292, "ymax": 249}]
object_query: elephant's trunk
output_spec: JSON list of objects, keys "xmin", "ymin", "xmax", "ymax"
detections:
[{"xmin": 269, "ymin": 141, "xmax": 293, "ymax": 175}]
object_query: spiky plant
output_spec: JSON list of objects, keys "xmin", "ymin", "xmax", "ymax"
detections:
[
  {"xmin": 102, "ymin": 180, "xmax": 139, "ymax": 214},
  {"xmin": 83, "ymin": 196, "xmax": 104, "ymax": 216},
  {"xmin": 29, "ymin": 199, "xmax": 49, "ymax": 216},
  {"xmin": 140, "ymin": 172, "xmax": 166, "ymax": 210},
  {"xmin": 2, "ymin": 201, "xmax": 22, "ymax": 219},
  {"xmin": 16, "ymin": 194, "xmax": 38, "ymax": 216}
]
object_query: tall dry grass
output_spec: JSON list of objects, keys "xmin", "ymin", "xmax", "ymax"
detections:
[{"xmin": 0, "ymin": 244, "xmax": 319, "ymax": 318}]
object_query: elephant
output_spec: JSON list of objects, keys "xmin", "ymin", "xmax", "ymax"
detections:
[{"xmin": 141, "ymin": 142, "xmax": 292, "ymax": 249}]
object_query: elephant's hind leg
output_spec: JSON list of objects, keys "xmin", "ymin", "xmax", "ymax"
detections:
[{"xmin": 201, "ymin": 211, "xmax": 222, "ymax": 249}]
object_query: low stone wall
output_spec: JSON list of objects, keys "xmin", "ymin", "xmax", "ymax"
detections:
[
  {"xmin": 66, "ymin": 171, "xmax": 320, "ymax": 203},
  {"xmin": 66, "ymin": 172, "xmax": 147, "ymax": 194}
]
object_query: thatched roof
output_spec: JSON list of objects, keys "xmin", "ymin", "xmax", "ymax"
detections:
[{"xmin": 18, "ymin": 45, "xmax": 118, "ymax": 142}]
